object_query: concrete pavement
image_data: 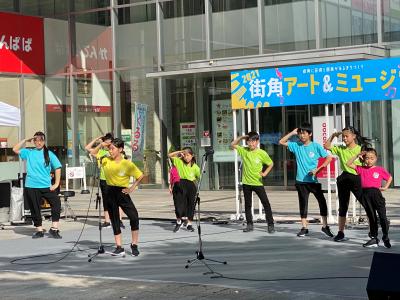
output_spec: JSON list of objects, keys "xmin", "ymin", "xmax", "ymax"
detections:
[{"xmin": 1, "ymin": 188, "xmax": 400, "ymax": 299}]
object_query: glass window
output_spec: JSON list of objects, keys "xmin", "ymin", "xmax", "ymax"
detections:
[
  {"xmin": 212, "ymin": 0, "xmax": 257, "ymax": 12},
  {"xmin": 0, "ymin": 0, "xmax": 17, "ymax": 12},
  {"xmin": 118, "ymin": 2, "xmax": 156, "ymax": 24},
  {"xmin": 321, "ymin": 0, "xmax": 377, "ymax": 47},
  {"xmin": 162, "ymin": 0, "xmax": 206, "ymax": 69},
  {"xmin": 44, "ymin": 18, "xmax": 69, "ymax": 75},
  {"xmin": 163, "ymin": 0, "xmax": 205, "ymax": 18},
  {"xmin": 264, "ymin": 0, "xmax": 315, "ymax": 53},
  {"xmin": 20, "ymin": 0, "xmax": 68, "ymax": 17},
  {"xmin": 383, "ymin": 0, "xmax": 400, "ymax": 42},
  {"xmin": 73, "ymin": 11, "xmax": 112, "ymax": 72},
  {"xmin": 212, "ymin": 0, "xmax": 259, "ymax": 58},
  {"xmin": 118, "ymin": 69, "xmax": 160, "ymax": 186},
  {"xmin": 116, "ymin": 4, "xmax": 157, "ymax": 69},
  {"xmin": 24, "ymin": 77, "xmax": 45, "ymax": 139},
  {"xmin": 73, "ymin": 0, "xmax": 110, "ymax": 11}
]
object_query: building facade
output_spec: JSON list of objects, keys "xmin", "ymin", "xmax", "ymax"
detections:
[{"xmin": 0, "ymin": 0, "xmax": 400, "ymax": 188}]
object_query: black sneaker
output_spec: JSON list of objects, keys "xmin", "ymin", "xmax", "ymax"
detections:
[
  {"xmin": 297, "ymin": 227, "xmax": 309, "ymax": 237},
  {"xmin": 267, "ymin": 224, "xmax": 275, "ymax": 234},
  {"xmin": 48, "ymin": 228, "xmax": 62, "ymax": 239},
  {"xmin": 363, "ymin": 238, "xmax": 379, "ymax": 248},
  {"xmin": 111, "ymin": 246, "xmax": 125, "ymax": 257},
  {"xmin": 130, "ymin": 244, "xmax": 140, "ymax": 256},
  {"xmin": 120, "ymin": 221, "xmax": 125, "ymax": 229},
  {"xmin": 186, "ymin": 225, "xmax": 195, "ymax": 232},
  {"xmin": 243, "ymin": 224, "xmax": 254, "ymax": 232},
  {"xmin": 173, "ymin": 222, "xmax": 182, "ymax": 233},
  {"xmin": 321, "ymin": 226, "xmax": 334, "ymax": 237},
  {"xmin": 334, "ymin": 231, "xmax": 346, "ymax": 242},
  {"xmin": 32, "ymin": 231, "xmax": 44, "ymax": 239},
  {"xmin": 383, "ymin": 239, "xmax": 392, "ymax": 249},
  {"xmin": 101, "ymin": 222, "xmax": 111, "ymax": 229},
  {"xmin": 182, "ymin": 220, "xmax": 188, "ymax": 228}
]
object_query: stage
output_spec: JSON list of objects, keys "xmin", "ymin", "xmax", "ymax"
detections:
[{"xmin": 1, "ymin": 218, "xmax": 398, "ymax": 299}]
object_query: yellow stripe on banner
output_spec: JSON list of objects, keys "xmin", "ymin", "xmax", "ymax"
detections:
[
  {"xmin": 231, "ymin": 80, "xmax": 240, "ymax": 91},
  {"xmin": 231, "ymin": 73, "xmax": 239, "ymax": 80}
]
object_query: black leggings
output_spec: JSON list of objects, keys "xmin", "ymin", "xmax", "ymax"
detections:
[
  {"xmin": 24, "ymin": 187, "xmax": 61, "ymax": 227},
  {"xmin": 172, "ymin": 182, "xmax": 185, "ymax": 219},
  {"xmin": 337, "ymin": 172, "xmax": 362, "ymax": 217},
  {"xmin": 242, "ymin": 184, "xmax": 274, "ymax": 225},
  {"xmin": 179, "ymin": 179, "xmax": 197, "ymax": 221},
  {"xmin": 99, "ymin": 179, "xmax": 110, "ymax": 212},
  {"xmin": 295, "ymin": 182, "xmax": 328, "ymax": 218},
  {"xmin": 107, "ymin": 186, "xmax": 139, "ymax": 235},
  {"xmin": 362, "ymin": 188, "xmax": 389, "ymax": 240}
]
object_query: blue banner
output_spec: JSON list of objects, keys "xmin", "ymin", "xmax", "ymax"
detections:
[
  {"xmin": 231, "ymin": 57, "xmax": 400, "ymax": 109},
  {"xmin": 131, "ymin": 102, "xmax": 148, "ymax": 162}
]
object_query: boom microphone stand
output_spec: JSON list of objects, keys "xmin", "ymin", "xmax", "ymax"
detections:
[
  {"xmin": 88, "ymin": 156, "xmax": 106, "ymax": 262},
  {"xmin": 185, "ymin": 148, "xmax": 227, "ymax": 276}
]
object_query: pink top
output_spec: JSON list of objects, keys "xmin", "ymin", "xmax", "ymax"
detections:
[
  {"xmin": 169, "ymin": 166, "xmax": 180, "ymax": 186},
  {"xmin": 356, "ymin": 165, "xmax": 391, "ymax": 188}
]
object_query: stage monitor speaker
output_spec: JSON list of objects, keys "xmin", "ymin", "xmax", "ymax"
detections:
[{"xmin": 366, "ymin": 251, "xmax": 400, "ymax": 300}]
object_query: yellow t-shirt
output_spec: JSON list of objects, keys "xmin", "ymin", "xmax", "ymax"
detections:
[{"xmin": 102, "ymin": 157, "xmax": 143, "ymax": 187}]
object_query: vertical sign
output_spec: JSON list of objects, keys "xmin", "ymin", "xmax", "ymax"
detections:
[
  {"xmin": 180, "ymin": 122, "xmax": 196, "ymax": 148},
  {"xmin": 121, "ymin": 129, "xmax": 132, "ymax": 160},
  {"xmin": 131, "ymin": 102, "xmax": 148, "ymax": 162}
]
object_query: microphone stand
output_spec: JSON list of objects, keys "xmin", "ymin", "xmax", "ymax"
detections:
[
  {"xmin": 88, "ymin": 157, "xmax": 106, "ymax": 262},
  {"xmin": 185, "ymin": 150, "xmax": 227, "ymax": 277}
]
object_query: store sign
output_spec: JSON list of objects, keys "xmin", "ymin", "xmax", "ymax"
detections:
[
  {"xmin": 131, "ymin": 102, "xmax": 148, "ymax": 162},
  {"xmin": 211, "ymin": 100, "xmax": 235, "ymax": 162},
  {"xmin": 0, "ymin": 12, "xmax": 44, "ymax": 74},
  {"xmin": 180, "ymin": 122, "xmax": 196, "ymax": 148},
  {"xmin": 231, "ymin": 57, "xmax": 400, "ymax": 110},
  {"xmin": 121, "ymin": 129, "xmax": 133, "ymax": 160}
]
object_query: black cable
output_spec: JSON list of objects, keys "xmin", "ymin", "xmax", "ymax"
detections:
[{"xmin": 10, "ymin": 181, "xmax": 97, "ymax": 265}]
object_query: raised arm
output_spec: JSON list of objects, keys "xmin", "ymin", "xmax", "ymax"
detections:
[
  {"xmin": 85, "ymin": 135, "xmax": 103, "ymax": 157},
  {"xmin": 168, "ymin": 150, "xmax": 185, "ymax": 158},
  {"xmin": 279, "ymin": 128, "xmax": 298, "ymax": 147},
  {"xmin": 13, "ymin": 137, "xmax": 32, "ymax": 154},
  {"xmin": 324, "ymin": 132, "xmax": 342, "ymax": 150},
  {"xmin": 230, "ymin": 135, "xmax": 248, "ymax": 149},
  {"xmin": 347, "ymin": 151, "xmax": 364, "ymax": 170}
]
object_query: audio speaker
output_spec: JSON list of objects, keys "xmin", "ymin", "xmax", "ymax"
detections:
[{"xmin": 366, "ymin": 251, "xmax": 400, "ymax": 300}]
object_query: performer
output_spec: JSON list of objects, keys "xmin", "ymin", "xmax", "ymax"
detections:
[
  {"xmin": 85, "ymin": 133, "xmax": 125, "ymax": 229},
  {"xmin": 168, "ymin": 160, "xmax": 184, "ymax": 232},
  {"xmin": 279, "ymin": 123, "xmax": 334, "ymax": 238},
  {"xmin": 168, "ymin": 147, "xmax": 200, "ymax": 232},
  {"xmin": 13, "ymin": 131, "xmax": 62, "ymax": 239},
  {"xmin": 324, "ymin": 126, "xmax": 370, "ymax": 242},
  {"xmin": 101, "ymin": 138, "xmax": 143, "ymax": 256},
  {"xmin": 231, "ymin": 131, "xmax": 275, "ymax": 233},
  {"xmin": 347, "ymin": 148, "xmax": 392, "ymax": 248}
]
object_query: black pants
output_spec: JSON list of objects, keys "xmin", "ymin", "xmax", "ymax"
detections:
[
  {"xmin": 99, "ymin": 179, "xmax": 110, "ymax": 212},
  {"xmin": 295, "ymin": 182, "xmax": 328, "ymax": 218},
  {"xmin": 24, "ymin": 187, "xmax": 61, "ymax": 227},
  {"xmin": 172, "ymin": 182, "xmax": 185, "ymax": 219},
  {"xmin": 337, "ymin": 172, "xmax": 362, "ymax": 217},
  {"xmin": 107, "ymin": 186, "xmax": 139, "ymax": 235},
  {"xmin": 242, "ymin": 184, "xmax": 274, "ymax": 225},
  {"xmin": 179, "ymin": 179, "xmax": 197, "ymax": 221},
  {"xmin": 362, "ymin": 188, "xmax": 389, "ymax": 240}
]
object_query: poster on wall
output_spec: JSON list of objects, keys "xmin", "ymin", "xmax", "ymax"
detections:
[
  {"xmin": 121, "ymin": 129, "xmax": 132, "ymax": 160},
  {"xmin": 131, "ymin": 102, "xmax": 148, "ymax": 162},
  {"xmin": 180, "ymin": 122, "xmax": 196, "ymax": 148},
  {"xmin": 211, "ymin": 100, "xmax": 236, "ymax": 162}
]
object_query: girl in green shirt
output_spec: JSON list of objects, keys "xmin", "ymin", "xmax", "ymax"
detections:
[
  {"xmin": 168, "ymin": 147, "xmax": 200, "ymax": 232},
  {"xmin": 324, "ymin": 126, "xmax": 370, "ymax": 242}
]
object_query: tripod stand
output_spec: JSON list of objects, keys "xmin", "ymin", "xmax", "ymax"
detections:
[
  {"xmin": 185, "ymin": 149, "xmax": 227, "ymax": 276},
  {"xmin": 88, "ymin": 160, "xmax": 106, "ymax": 262}
]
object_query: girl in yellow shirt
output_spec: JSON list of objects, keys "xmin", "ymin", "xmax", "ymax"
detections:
[{"xmin": 102, "ymin": 138, "xmax": 143, "ymax": 257}]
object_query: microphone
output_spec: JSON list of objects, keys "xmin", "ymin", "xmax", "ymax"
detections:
[{"xmin": 205, "ymin": 147, "xmax": 214, "ymax": 156}]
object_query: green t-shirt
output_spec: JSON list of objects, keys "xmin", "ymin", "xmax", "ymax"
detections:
[
  {"xmin": 172, "ymin": 157, "xmax": 200, "ymax": 182},
  {"xmin": 330, "ymin": 144, "xmax": 361, "ymax": 175},
  {"xmin": 97, "ymin": 148, "xmax": 109, "ymax": 180},
  {"xmin": 236, "ymin": 146, "xmax": 273, "ymax": 186}
]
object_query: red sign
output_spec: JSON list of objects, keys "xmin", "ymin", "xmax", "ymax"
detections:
[
  {"xmin": 0, "ymin": 12, "xmax": 44, "ymax": 75},
  {"xmin": 316, "ymin": 157, "xmax": 337, "ymax": 179},
  {"xmin": 46, "ymin": 104, "xmax": 111, "ymax": 113},
  {"xmin": 203, "ymin": 130, "xmax": 210, "ymax": 137}
]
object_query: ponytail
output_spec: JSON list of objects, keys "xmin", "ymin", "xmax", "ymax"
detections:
[
  {"xmin": 342, "ymin": 126, "xmax": 371, "ymax": 150},
  {"xmin": 121, "ymin": 150, "xmax": 128, "ymax": 160},
  {"xmin": 43, "ymin": 145, "xmax": 50, "ymax": 166}
]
